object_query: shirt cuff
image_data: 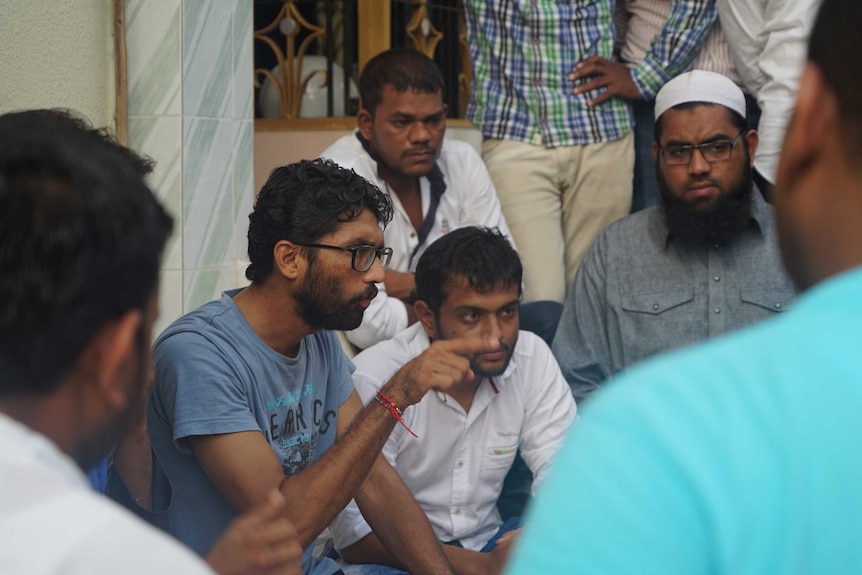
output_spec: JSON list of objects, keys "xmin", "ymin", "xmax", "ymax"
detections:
[{"xmin": 630, "ymin": 56, "xmax": 672, "ymax": 100}]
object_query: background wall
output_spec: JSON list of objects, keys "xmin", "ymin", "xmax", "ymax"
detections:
[
  {"xmin": 0, "ymin": 0, "xmax": 114, "ymax": 127},
  {"xmin": 125, "ymin": 0, "xmax": 254, "ymax": 337}
]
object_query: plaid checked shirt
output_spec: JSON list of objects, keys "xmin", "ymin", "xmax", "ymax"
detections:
[
  {"xmin": 626, "ymin": 0, "xmax": 718, "ymax": 99},
  {"xmin": 464, "ymin": 0, "xmax": 633, "ymax": 148}
]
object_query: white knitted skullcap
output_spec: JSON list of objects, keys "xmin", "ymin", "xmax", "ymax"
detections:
[{"xmin": 654, "ymin": 70, "xmax": 746, "ymax": 121}]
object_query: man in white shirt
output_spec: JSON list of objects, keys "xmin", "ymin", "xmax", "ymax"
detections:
[
  {"xmin": 320, "ymin": 49, "xmax": 512, "ymax": 350},
  {"xmin": 330, "ymin": 227, "xmax": 577, "ymax": 575},
  {"xmin": 0, "ymin": 111, "xmax": 302, "ymax": 575},
  {"xmin": 715, "ymin": 0, "xmax": 822, "ymax": 194}
]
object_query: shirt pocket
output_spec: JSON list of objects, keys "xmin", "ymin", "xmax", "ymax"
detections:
[
  {"xmin": 739, "ymin": 287, "xmax": 795, "ymax": 313},
  {"xmin": 621, "ymin": 290, "xmax": 694, "ymax": 316},
  {"xmin": 480, "ymin": 443, "xmax": 519, "ymax": 486},
  {"xmin": 619, "ymin": 289, "xmax": 696, "ymax": 366}
]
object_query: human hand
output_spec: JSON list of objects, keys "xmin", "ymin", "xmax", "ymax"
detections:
[
  {"xmin": 485, "ymin": 528, "xmax": 521, "ymax": 575},
  {"xmin": 384, "ymin": 269, "xmax": 417, "ymax": 301},
  {"xmin": 384, "ymin": 336, "xmax": 500, "ymax": 406},
  {"xmin": 205, "ymin": 490, "xmax": 304, "ymax": 575},
  {"xmin": 569, "ymin": 56, "xmax": 641, "ymax": 105}
]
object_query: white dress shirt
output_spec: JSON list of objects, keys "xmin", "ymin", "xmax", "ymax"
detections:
[
  {"xmin": 0, "ymin": 413, "xmax": 214, "ymax": 575},
  {"xmin": 716, "ymin": 0, "xmax": 822, "ymax": 183},
  {"xmin": 329, "ymin": 324, "xmax": 576, "ymax": 551},
  {"xmin": 320, "ymin": 134, "xmax": 512, "ymax": 349}
]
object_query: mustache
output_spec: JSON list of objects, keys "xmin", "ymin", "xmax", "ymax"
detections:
[
  {"xmin": 686, "ymin": 176, "xmax": 720, "ymax": 188},
  {"xmin": 354, "ymin": 285, "xmax": 378, "ymax": 302}
]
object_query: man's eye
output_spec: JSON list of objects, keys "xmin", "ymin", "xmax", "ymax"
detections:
[
  {"xmin": 391, "ymin": 120, "xmax": 409, "ymax": 128},
  {"xmin": 707, "ymin": 141, "xmax": 731, "ymax": 154},
  {"xmin": 462, "ymin": 312, "xmax": 479, "ymax": 322},
  {"xmin": 666, "ymin": 146, "xmax": 689, "ymax": 159},
  {"xmin": 500, "ymin": 307, "xmax": 517, "ymax": 318}
]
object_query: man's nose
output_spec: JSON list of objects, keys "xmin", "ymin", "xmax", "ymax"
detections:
[{"xmin": 688, "ymin": 147, "xmax": 712, "ymax": 175}]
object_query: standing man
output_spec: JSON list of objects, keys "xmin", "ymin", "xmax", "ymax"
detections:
[
  {"xmin": 463, "ymin": 0, "xmax": 635, "ymax": 304},
  {"xmin": 716, "ymin": 0, "xmax": 821, "ymax": 195},
  {"xmin": 552, "ymin": 70, "xmax": 796, "ymax": 402},
  {"xmin": 150, "ymin": 159, "xmax": 493, "ymax": 574},
  {"xmin": 0, "ymin": 111, "xmax": 299, "ymax": 574},
  {"xmin": 507, "ymin": 0, "xmax": 862, "ymax": 572},
  {"xmin": 321, "ymin": 48, "xmax": 511, "ymax": 350},
  {"xmin": 330, "ymin": 227, "xmax": 576, "ymax": 575}
]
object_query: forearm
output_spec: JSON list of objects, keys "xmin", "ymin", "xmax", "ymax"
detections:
[
  {"xmin": 277, "ymin": 400, "xmax": 400, "ymax": 547},
  {"xmin": 442, "ymin": 546, "xmax": 491, "ymax": 575},
  {"xmin": 356, "ymin": 459, "xmax": 453, "ymax": 575}
]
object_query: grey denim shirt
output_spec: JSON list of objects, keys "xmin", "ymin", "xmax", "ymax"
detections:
[{"xmin": 552, "ymin": 190, "xmax": 797, "ymax": 403}]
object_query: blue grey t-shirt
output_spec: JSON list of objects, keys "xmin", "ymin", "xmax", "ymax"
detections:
[{"xmin": 150, "ymin": 289, "xmax": 354, "ymax": 573}]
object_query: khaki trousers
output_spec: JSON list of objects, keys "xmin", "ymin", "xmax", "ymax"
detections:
[{"xmin": 482, "ymin": 133, "xmax": 634, "ymax": 303}]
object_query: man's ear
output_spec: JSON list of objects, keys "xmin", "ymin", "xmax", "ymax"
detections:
[
  {"xmin": 273, "ymin": 240, "xmax": 303, "ymax": 280},
  {"xmin": 744, "ymin": 129, "xmax": 759, "ymax": 166},
  {"xmin": 80, "ymin": 310, "xmax": 143, "ymax": 409},
  {"xmin": 358, "ymin": 108, "xmax": 373, "ymax": 141},
  {"xmin": 413, "ymin": 300, "xmax": 437, "ymax": 338},
  {"xmin": 776, "ymin": 63, "xmax": 834, "ymax": 190},
  {"xmin": 651, "ymin": 141, "xmax": 659, "ymax": 161}
]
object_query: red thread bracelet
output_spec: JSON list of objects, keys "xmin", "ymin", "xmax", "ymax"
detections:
[{"xmin": 374, "ymin": 391, "xmax": 418, "ymax": 438}]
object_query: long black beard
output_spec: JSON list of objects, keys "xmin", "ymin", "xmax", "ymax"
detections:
[{"xmin": 657, "ymin": 162, "xmax": 754, "ymax": 246}]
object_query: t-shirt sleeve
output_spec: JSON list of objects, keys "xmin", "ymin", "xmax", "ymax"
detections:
[{"xmin": 153, "ymin": 329, "xmax": 262, "ymax": 452}]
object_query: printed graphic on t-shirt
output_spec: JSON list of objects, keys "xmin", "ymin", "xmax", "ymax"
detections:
[{"xmin": 263, "ymin": 383, "xmax": 337, "ymax": 475}]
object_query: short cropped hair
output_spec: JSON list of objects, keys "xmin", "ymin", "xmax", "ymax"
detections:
[
  {"xmin": 0, "ymin": 111, "xmax": 172, "ymax": 396},
  {"xmin": 24, "ymin": 108, "xmax": 156, "ymax": 177},
  {"xmin": 246, "ymin": 158, "xmax": 394, "ymax": 283},
  {"xmin": 808, "ymin": 0, "xmax": 862, "ymax": 164},
  {"xmin": 414, "ymin": 227, "xmax": 522, "ymax": 314},
  {"xmin": 359, "ymin": 48, "xmax": 445, "ymax": 116}
]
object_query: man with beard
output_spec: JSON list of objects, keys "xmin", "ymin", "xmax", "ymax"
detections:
[
  {"xmin": 552, "ymin": 70, "xmax": 796, "ymax": 402},
  {"xmin": 327, "ymin": 227, "xmax": 576, "ymax": 575},
  {"xmin": 320, "ymin": 49, "xmax": 512, "ymax": 351},
  {"xmin": 150, "ymin": 159, "xmax": 495, "ymax": 575}
]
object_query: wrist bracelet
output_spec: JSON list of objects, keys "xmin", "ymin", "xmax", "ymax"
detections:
[{"xmin": 374, "ymin": 391, "xmax": 418, "ymax": 438}]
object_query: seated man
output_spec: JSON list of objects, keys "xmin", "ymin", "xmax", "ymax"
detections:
[
  {"xmin": 330, "ymin": 227, "xmax": 577, "ymax": 575},
  {"xmin": 553, "ymin": 70, "xmax": 797, "ymax": 402},
  {"xmin": 150, "ymin": 159, "xmax": 497, "ymax": 575},
  {"xmin": 320, "ymin": 48, "xmax": 513, "ymax": 350},
  {"xmin": 0, "ymin": 111, "xmax": 301, "ymax": 575}
]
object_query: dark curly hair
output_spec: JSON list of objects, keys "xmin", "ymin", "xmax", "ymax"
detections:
[{"xmin": 246, "ymin": 158, "xmax": 393, "ymax": 283}]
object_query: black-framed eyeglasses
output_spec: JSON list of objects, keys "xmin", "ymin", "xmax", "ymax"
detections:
[
  {"xmin": 660, "ymin": 131, "xmax": 746, "ymax": 165},
  {"xmin": 293, "ymin": 242, "xmax": 393, "ymax": 272}
]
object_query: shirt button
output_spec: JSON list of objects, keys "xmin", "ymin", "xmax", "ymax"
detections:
[
  {"xmin": 652, "ymin": 304, "xmax": 659, "ymax": 311},
  {"xmin": 774, "ymin": 303, "xmax": 782, "ymax": 309},
  {"xmin": 456, "ymin": 461, "xmax": 464, "ymax": 468},
  {"xmin": 454, "ymin": 509, "xmax": 461, "ymax": 515},
  {"xmin": 539, "ymin": 117, "xmax": 548, "ymax": 125},
  {"xmin": 714, "ymin": 307, "xmax": 721, "ymax": 314},
  {"xmin": 532, "ymin": 36, "xmax": 539, "ymax": 45},
  {"xmin": 713, "ymin": 244, "xmax": 720, "ymax": 250},
  {"xmin": 713, "ymin": 276, "xmax": 720, "ymax": 282}
]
